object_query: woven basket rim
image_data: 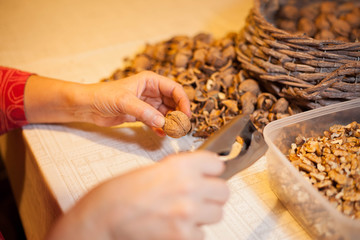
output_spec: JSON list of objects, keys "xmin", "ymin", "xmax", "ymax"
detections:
[
  {"xmin": 253, "ymin": 0, "xmax": 360, "ymax": 47},
  {"xmin": 236, "ymin": 0, "xmax": 360, "ymax": 109}
]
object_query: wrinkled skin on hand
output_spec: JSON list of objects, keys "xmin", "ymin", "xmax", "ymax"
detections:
[
  {"xmin": 47, "ymin": 151, "xmax": 230, "ymax": 240},
  {"xmin": 88, "ymin": 71, "xmax": 191, "ymax": 129}
]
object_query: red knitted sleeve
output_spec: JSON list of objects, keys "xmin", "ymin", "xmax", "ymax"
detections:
[{"xmin": 0, "ymin": 67, "xmax": 32, "ymax": 135}]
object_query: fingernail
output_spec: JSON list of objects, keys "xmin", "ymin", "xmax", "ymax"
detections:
[
  {"xmin": 154, "ymin": 128, "xmax": 166, "ymax": 137},
  {"xmin": 153, "ymin": 115, "xmax": 165, "ymax": 128}
]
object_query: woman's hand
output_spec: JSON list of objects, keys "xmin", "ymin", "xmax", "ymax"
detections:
[
  {"xmin": 87, "ymin": 71, "xmax": 191, "ymax": 128},
  {"xmin": 25, "ymin": 71, "xmax": 190, "ymax": 129},
  {"xmin": 46, "ymin": 151, "xmax": 230, "ymax": 240}
]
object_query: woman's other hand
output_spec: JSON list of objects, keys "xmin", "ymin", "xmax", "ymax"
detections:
[{"xmin": 47, "ymin": 151, "xmax": 230, "ymax": 240}]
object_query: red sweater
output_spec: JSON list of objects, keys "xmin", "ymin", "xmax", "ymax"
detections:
[{"xmin": 0, "ymin": 67, "xmax": 31, "ymax": 135}]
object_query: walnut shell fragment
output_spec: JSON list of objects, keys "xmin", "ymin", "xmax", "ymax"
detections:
[{"xmin": 163, "ymin": 111, "xmax": 191, "ymax": 138}]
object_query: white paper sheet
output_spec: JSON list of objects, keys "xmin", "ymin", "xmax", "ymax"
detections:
[{"xmin": 24, "ymin": 121, "xmax": 310, "ymax": 240}]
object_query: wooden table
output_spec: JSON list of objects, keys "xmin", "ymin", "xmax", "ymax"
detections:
[{"xmin": 0, "ymin": 1, "xmax": 310, "ymax": 239}]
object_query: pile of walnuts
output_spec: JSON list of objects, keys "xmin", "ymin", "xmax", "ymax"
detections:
[
  {"xmin": 275, "ymin": 1, "xmax": 360, "ymax": 42},
  {"xmin": 103, "ymin": 33, "xmax": 301, "ymax": 138},
  {"xmin": 104, "ymin": 1, "xmax": 360, "ymax": 138}
]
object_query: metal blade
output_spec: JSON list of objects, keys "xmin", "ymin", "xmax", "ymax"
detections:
[{"xmin": 198, "ymin": 114, "xmax": 268, "ymax": 180}]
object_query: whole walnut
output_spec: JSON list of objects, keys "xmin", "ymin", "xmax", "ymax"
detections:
[
  {"xmin": 350, "ymin": 29, "xmax": 360, "ymax": 42},
  {"xmin": 133, "ymin": 55, "xmax": 151, "ymax": 71},
  {"xmin": 162, "ymin": 111, "xmax": 191, "ymax": 138},
  {"xmin": 331, "ymin": 18, "xmax": 351, "ymax": 37},
  {"xmin": 240, "ymin": 91, "xmax": 257, "ymax": 114},
  {"xmin": 320, "ymin": 1, "xmax": 337, "ymax": 14},
  {"xmin": 300, "ymin": 4, "xmax": 320, "ymax": 20},
  {"xmin": 279, "ymin": 5, "xmax": 299, "ymax": 20},
  {"xmin": 174, "ymin": 53, "xmax": 189, "ymax": 68},
  {"xmin": 297, "ymin": 17, "xmax": 316, "ymax": 37},
  {"xmin": 277, "ymin": 19, "xmax": 297, "ymax": 33},
  {"xmin": 238, "ymin": 79, "xmax": 261, "ymax": 96},
  {"xmin": 271, "ymin": 98, "xmax": 289, "ymax": 113},
  {"xmin": 343, "ymin": 12, "xmax": 360, "ymax": 29},
  {"xmin": 315, "ymin": 29, "xmax": 335, "ymax": 40},
  {"xmin": 315, "ymin": 14, "xmax": 330, "ymax": 30},
  {"xmin": 338, "ymin": 2, "xmax": 356, "ymax": 15}
]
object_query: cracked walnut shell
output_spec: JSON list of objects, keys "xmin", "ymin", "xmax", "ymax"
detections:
[{"xmin": 163, "ymin": 111, "xmax": 191, "ymax": 138}]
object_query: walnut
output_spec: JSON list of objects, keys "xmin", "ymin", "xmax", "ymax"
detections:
[
  {"xmin": 299, "ymin": 4, "xmax": 320, "ymax": 20},
  {"xmin": 102, "ymin": 32, "xmax": 299, "ymax": 138},
  {"xmin": 342, "ymin": 12, "xmax": 360, "ymax": 28},
  {"xmin": 297, "ymin": 17, "xmax": 316, "ymax": 37},
  {"xmin": 315, "ymin": 13, "xmax": 331, "ymax": 30},
  {"xmin": 350, "ymin": 29, "xmax": 360, "ymax": 42},
  {"xmin": 277, "ymin": 19, "xmax": 297, "ymax": 33},
  {"xmin": 162, "ymin": 111, "xmax": 191, "ymax": 138},
  {"xmin": 278, "ymin": 4, "xmax": 299, "ymax": 20},
  {"xmin": 174, "ymin": 53, "xmax": 189, "ymax": 68},
  {"xmin": 222, "ymin": 45, "xmax": 236, "ymax": 60},
  {"xmin": 320, "ymin": 1, "xmax": 337, "ymax": 14},
  {"xmin": 275, "ymin": 2, "xmax": 360, "ymax": 42},
  {"xmin": 315, "ymin": 29, "xmax": 335, "ymax": 40},
  {"xmin": 271, "ymin": 98, "xmax": 289, "ymax": 113},
  {"xmin": 238, "ymin": 79, "xmax": 261, "ymax": 96},
  {"xmin": 331, "ymin": 18, "xmax": 351, "ymax": 37},
  {"xmin": 240, "ymin": 91, "xmax": 257, "ymax": 114},
  {"xmin": 338, "ymin": 2, "xmax": 356, "ymax": 15},
  {"xmin": 133, "ymin": 55, "xmax": 151, "ymax": 71}
]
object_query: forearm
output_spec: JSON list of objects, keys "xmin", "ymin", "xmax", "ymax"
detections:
[
  {"xmin": 24, "ymin": 75, "xmax": 92, "ymax": 124},
  {"xmin": 23, "ymin": 71, "xmax": 190, "ymax": 129}
]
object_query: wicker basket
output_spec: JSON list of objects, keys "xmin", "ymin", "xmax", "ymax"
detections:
[{"xmin": 236, "ymin": 0, "xmax": 360, "ymax": 109}]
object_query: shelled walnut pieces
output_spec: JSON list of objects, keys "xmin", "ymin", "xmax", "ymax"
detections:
[{"xmin": 288, "ymin": 121, "xmax": 360, "ymax": 219}]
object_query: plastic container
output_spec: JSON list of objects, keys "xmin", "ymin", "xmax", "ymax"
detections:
[{"xmin": 263, "ymin": 98, "xmax": 360, "ymax": 240}]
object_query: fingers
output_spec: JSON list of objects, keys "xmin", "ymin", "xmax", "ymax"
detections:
[
  {"xmin": 170, "ymin": 85, "xmax": 191, "ymax": 117},
  {"xmin": 112, "ymin": 71, "xmax": 190, "ymax": 128},
  {"xmin": 151, "ymin": 126, "xmax": 166, "ymax": 137},
  {"xmin": 158, "ymin": 81, "xmax": 191, "ymax": 118},
  {"xmin": 191, "ymin": 227, "xmax": 205, "ymax": 240},
  {"xmin": 162, "ymin": 151, "xmax": 230, "ymax": 224},
  {"xmin": 195, "ymin": 201, "xmax": 224, "ymax": 225},
  {"xmin": 172, "ymin": 218, "xmax": 205, "ymax": 240},
  {"xmin": 140, "ymin": 71, "xmax": 191, "ymax": 117},
  {"xmin": 183, "ymin": 150, "xmax": 226, "ymax": 177},
  {"xmin": 170, "ymin": 198, "xmax": 222, "ymax": 232},
  {"xmin": 119, "ymin": 92, "xmax": 165, "ymax": 128},
  {"xmin": 199, "ymin": 177, "xmax": 230, "ymax": 204},
  {"xmin": 179, "ymin": 179, "xmax": 229, "ymax": 225}
]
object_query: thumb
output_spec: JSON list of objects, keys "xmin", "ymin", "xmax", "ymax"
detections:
[{"xmin": 122, "ymin": 95, "xmax": 165, "ymax": 128}]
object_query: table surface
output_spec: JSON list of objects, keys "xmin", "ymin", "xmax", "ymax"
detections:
[{"xmin": 1, "ymin": 0, "xmax": 311, "ymax": 239}]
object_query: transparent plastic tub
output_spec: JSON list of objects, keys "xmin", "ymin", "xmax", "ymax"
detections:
[{"xmin": 263, "ymin": 98, "xmax": 360, "ymax": 240}]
